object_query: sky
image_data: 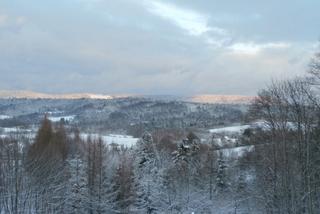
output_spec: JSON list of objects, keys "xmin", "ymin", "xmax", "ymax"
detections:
[{"xmin": 0, "ymin": 0, "xmax": 319, "ymax": 95}]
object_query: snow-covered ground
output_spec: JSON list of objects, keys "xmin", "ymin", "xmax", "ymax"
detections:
[
  {"xmin": 0, "ymin": 115, "xmax": 12, "ymax": 120},
  {"xmin": 218, "ymin": 145, "xmax": 254, "ymax": 158},
  {"xmin": 0, "ymin": 127, "xmax": 34, "ymax": 139},
  {"xmin": 48, "ymin": 115, "xmax": 75, "ymax": 122},
  {"xmin": 80, "ymin": 133, "xmax": 138, "ymax": 148},
  {"xmin": 47, "ymin": 111, "xmax": 64, "ymax": 114},
  {"xmin": 209, "ymin": 120, "xmax": 293, "ymax": 135},
  {"xmin": 213, "ymin": 136, "xmax": 238, "ymax": 147},
  {"xmin": 209, "ymin": 124, "xmax": 256, "ymax": 159},
  {"xmin": 209, "ymin": 124, "xmax": 250, "ymax": 134},
  {"xmin": 252, "ymin": 120, "xmax": 302, "ymax": 131},
  {"xmin": 3, "ymin": 127, "xmax": 20, "ymax": 132},
  {"xmin": 1, "ymin": 127, "xmax": 32, "ymax": 133},
  {"xmin": 0, "ymin": 126, "xmax": 138, "ymax": 148}
]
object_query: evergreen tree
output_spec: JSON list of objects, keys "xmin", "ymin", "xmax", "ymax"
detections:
[
  {"xmin": 65, "ymin": 155, "xmax": 88, "ymax": 214},
  {"xmin": 26, "ymin": 115, "xmax": 69, "ymax": 212},
  {"xmin": 134, "ymin": 132, "xmax": 159, "ymax": 213},
  {"xmin": 112, "ymin": 154, "xmax": 136, "ymax": 213},
  {"xmin": 216, "ymin": 153, "xmax": 228, "ymax": 192}
]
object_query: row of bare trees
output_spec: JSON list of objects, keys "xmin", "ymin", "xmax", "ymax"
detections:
[{"xmin": 248, "ymin": 51, "xmax": 320, "ymax": 213}]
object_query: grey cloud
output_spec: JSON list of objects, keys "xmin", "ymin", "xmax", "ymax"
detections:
[{"xmin": 0, "ymin": 0, "xmax": 318, "ymax": 95}]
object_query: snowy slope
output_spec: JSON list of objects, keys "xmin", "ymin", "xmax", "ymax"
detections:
[
  {"xmin": 209, "ymin": 125, "xmax": 251, "ymax": 134},
  {"xmin": 80, "ymin": 133, "xmax": 138, "ymax": 147},
  {"xmin": 48, "ymin": 115, "xmax": 75, "ymax": 122},
  {"xmin": 0, "ymin": 115, "xmax": 12, "ymax": 119}
]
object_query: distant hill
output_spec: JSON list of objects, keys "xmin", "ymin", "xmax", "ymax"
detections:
[
  {"xmin": 0, "ymin": 90, "xmax": 254, "ymax": 104},
  {"xmin": 185, "ymin": 95, "xmax": 255, "ymax": 104},
  {"xmin": 0, "ymin": 90, "xmax": 116, "ymax": 99}
]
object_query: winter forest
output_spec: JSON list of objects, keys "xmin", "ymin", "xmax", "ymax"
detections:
[{"xmin": 1, "ymin": 52, "xmax": 320, "ymax": 214}]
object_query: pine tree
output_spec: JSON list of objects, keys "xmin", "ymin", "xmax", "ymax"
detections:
[
  {"xmin": 136, "ymin": 132, "xmax": 156, "ymax": 168},
  {"xmin": 134, "ymin": 132, "xmax": 159, "ymax": 213},
  {"xmin": 26, "ymin": 115, "xmax": 69, "ymax": 212},
  {"xmin": 170, "ymin": 133, "xmax": 202, "ymax": 212},
  {"xmin": 172, "ymin": 132, "xmax": 200, "ymax": 164},
  {"xmin": 27, "ymin": 115, "xmax": 53, "ymax": 166},
  {"xmin": 35, "ymin": 114, "xmax": 53, "ymax": 146},
  {"xmin": 112, "ymin": 154, "xmax": 136, "ymax": 213},
  {"xmin": 216, "ymin": 153, "xmax": 228, "ymax": 192},
  {"xmin": 65, "ymin": 155, "xmax": 88, "ymax": 214}
]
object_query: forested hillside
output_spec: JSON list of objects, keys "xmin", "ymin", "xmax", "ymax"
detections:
[{"xmin": 1, "ymin": 54, "xmax": 320, "ymax": 213}]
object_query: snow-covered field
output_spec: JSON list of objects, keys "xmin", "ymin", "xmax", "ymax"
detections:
[
  {"xmin": 0, "ymin": 126, "xmax": 138, "ymax": 148},
  {"xmin": 251, "ymin": 120, "xmax": 301, "ymax": 131},
  {"xmin": 1, "ymin": 127, "xmax": 32, "ymax": 133},
  {"xmin": 48, "ymin": 115, "xmax": 75, "ymax": 122},
  {"xmin": 213, "ymin": 136, "xmax": 238, "ymax": 147},
  {"xmin": 0, "ymin": 127, "xmax": 35, "ymax": 139},
  {"xmin": 2, "ymin": 127, "xmax": 20, "ymax": 132},
  {"xmin": 209, "ymin": 124, "xmax": 250, "ymax": 134},
  {"xmin": 0, "ymin": 115, "xmax": 12, "ymax": 120},
  {"xmin": 209, "ymin": 120, "xmax": 285, "ymax": 135},
  {"xmin": 219, "ymin": 145, "xmax": 254, "ymax": 158},
  {"xmin": 209, "ymin": 124, "xmax": 256, "ymax": 159},
  {"xmin": 80, "ymin": 133, "xmax": 138, "ymax": 148}
]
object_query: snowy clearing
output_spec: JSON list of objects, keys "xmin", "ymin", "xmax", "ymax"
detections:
[
  {"xmin": 2, "ymin": 127, "xmax": 21, "ymax": 132},
  {"xmin": 213, "ymin": 136, "xmax": 238, "ymax": 147},
  {"xmin": 0, "ymin": 115, "xmax": 12, "ymax": 120},
  {"xmin": 0, "ymin": 127, "xmax": 34, "ymax": 139},
  {"xmin": 48, "ymin": 115, "xmax": 75, "ymax": 122},
  {"xmin": 209, "ymin": 125, "xmax": 250, "ymax": 134},
  {"xmin": 1, "ymin": 127, "xmax": 32, "ymax": 133},
  {"xmin": 218, "ymin": 145, "xmax": 254, "ymax": 158},
  {"xmin": 209, "ymin": 121, "xmax": 296, "ymax": 135},
  {"xmin": 80, "ymin": 133, "xmax": 138, "ymax": 148},
  {"xmin": 251, "ymin": 120, "xmax": 304, "ymax": 131}
]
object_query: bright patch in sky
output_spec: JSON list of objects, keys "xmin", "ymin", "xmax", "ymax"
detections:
[
  {"xmin": 146, "ymin": 1, "xmax": 212, "ymax": 36},
  {"xmin": 229, "ymin": 42, "xmax": 291, "ymax": 55}
]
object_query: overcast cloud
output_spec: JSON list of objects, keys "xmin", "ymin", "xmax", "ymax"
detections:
[{"xmin": 0, "ymin": 0, "xmax": 319, "ymax": 95}]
